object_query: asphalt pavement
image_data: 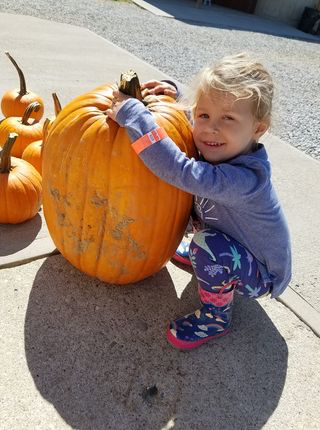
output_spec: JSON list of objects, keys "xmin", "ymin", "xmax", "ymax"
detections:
[{"xmin": 133, "ymin": 0, "xmax": 320, "ymax": 42}]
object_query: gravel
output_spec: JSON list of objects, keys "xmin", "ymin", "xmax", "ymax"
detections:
[{"xmin": 0, "ymin": 0, "xmax": 319, "ymax": 160}]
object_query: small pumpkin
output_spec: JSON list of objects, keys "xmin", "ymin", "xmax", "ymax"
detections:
[
  {"xmin": 21, "ymin": 118, "xmax": 50, "ymax": 175},
  {"xmin": 42, "ymin": 70, "xmax": 197, "ymax": 284},
  {"xmin": 0, "ymin": 101, "xmax": 43, "ymax": 158},
  {"xmin": 1, "ymin": 52, "xmax": 44, "ymax": 121},
  {"xmin": 21, "ymin": 93, "xmax": 62, "ymax": 174},
  {"xmin": 0, "ymin": 133, "xmax": 42, "ymax": 224}
]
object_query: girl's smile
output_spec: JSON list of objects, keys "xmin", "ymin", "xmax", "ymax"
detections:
[{"xmin": 202, "ymin": 140, "xmax": 225, "ymax": 148}]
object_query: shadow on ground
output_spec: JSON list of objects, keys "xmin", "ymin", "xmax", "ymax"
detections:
[
  {"xmin": 0, "ymin": 213, "xmax": 42, "ymax": 256},
  {"xmin": 25, "ymin": 254, "xmax": 288, "ymax": 430}
]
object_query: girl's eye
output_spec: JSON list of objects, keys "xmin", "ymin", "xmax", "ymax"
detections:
[
  {"xmin": 199, "ymin": 113, "xmax": 209, "ymax": 119},
  {"xmin": 223, "ymin": 115, "xmax": 234, "ymax": 121}
]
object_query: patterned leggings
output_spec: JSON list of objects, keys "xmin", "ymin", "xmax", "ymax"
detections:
[{"xmin": 189, "ymin": 228, "xmax": 272, "ymax": 299}]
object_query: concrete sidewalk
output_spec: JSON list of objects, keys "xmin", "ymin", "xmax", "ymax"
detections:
[
  {"xmin": 1, "ymin": 11, "xmax": 320, "ymax": 430},
  {"xmin": 132, "ymin": 0, "xmax": 320, "ymax": 43}
]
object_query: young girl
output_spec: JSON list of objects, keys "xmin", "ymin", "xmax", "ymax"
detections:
[{"xmin": 106, "ymin": 53, "xmax": 292, "ymax": 350}]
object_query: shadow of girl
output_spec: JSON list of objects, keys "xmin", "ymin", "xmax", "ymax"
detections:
[{"xmin": 24, "ymin": 255, "xmax": 288, "ymax": 430}]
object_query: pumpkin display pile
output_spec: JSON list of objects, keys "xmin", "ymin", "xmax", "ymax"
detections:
[
  {"xmin": 0, "ymin": 53, "xmax": 46, "ymax": 224},
  {"xmin": 0, "ymin": 53, "xmax": 63, "ymax": 223},
  {"xmin": 1, "ymin": 53, "xmax": 197, "ymax": 284}
]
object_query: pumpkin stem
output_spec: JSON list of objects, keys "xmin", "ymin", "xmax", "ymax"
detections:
[
  {"xmin": 42, "ymin": 118, "xmax": 51, "ymax": 146},
  {"xmin": 119, "ymin": 70, "xmax": 143, "ymax": 101},
  {"xmin": 52, "ymin": 93, "xmax": 62, "ymax": 116},
  {"xmin": 5, "ymin": 52, "xmax": 27, "ymax": 96},
  {"xmin": 0, "ymin": 133, "xmax": 18, "ymax": 173},
  {"xmin": 21, "ymin": 102, "xmax": 41, "ymax": 125}
]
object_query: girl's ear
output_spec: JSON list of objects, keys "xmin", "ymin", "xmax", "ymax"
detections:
[{"xmin": 253, "ymin": 120, "xmax": 269, "ymax": 140}]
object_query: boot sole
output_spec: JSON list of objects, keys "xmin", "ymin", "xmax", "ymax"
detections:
[
  {"xmin": 171, "ymin": 253, "xmax": 192, "ymax": 266},
  {"xmin": 166, "ymin": 326, "xmax": 230, "ymax": 350}
]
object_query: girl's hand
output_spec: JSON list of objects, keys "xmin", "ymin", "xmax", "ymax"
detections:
[
  {"xmin": 106, "ymin": 89, "xmax": 132, "ymax": 122},
  {"xmin": 141, "ymin": 80, "xmax": 177, "ymax": 99}
]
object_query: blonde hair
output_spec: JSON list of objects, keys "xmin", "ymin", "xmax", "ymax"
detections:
[{"xmin": 185, "ymin": 52, "xmax": 274, "ymax": 123}]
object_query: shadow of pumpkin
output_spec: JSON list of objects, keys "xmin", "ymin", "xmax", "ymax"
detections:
[{"xmin": 0, "ymin": 212, "xmax": 42, "ymax": 256}]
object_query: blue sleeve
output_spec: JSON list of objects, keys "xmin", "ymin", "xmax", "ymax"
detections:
[{"xmin": 116, "ymin": 99, "xmax": 269, "ymax": 206}]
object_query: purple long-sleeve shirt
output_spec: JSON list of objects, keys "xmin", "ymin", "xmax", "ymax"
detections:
[{"xmin": 116, "ymin": 98, "xmax": 292, "ymax": 298}]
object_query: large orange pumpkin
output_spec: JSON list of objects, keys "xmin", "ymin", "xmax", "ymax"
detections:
[
  {"xmin": 0, "ymin": 133, "xmax": 42, "ymax": 224},
  {"xmin": 1, "ymin": 52, "xmax": 44, "ymax": 121},
  {"xmin": 42, "ymin": 72, "xmax": 197, "ymax": 284}
]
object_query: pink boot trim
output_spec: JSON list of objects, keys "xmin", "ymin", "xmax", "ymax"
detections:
[
  {"xmin": 199, "ymin": 282, "xmax": 236, "ymax": 307},
  {"xmin": 166, "ymin": 326, "xmax": 230, "ymax": 350}
]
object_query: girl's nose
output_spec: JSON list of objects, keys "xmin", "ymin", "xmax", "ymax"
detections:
[{"xmin": 206, "ymin": 119, "xmax": 219, "ymax": 133}]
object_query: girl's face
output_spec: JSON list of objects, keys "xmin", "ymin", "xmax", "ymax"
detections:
[{"xmin": 192, "ymin": 90, "xmax": 268, "ymax": 164}]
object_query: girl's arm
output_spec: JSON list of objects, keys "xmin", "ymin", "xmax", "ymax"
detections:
[{"xmin": 108, "ymin": 98, "xmax": 269, "ymax": 206}]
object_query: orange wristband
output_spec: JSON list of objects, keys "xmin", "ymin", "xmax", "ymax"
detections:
[{"xmin": 132, "ymin": 127, "xmax": 167, "ymax": 154}]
